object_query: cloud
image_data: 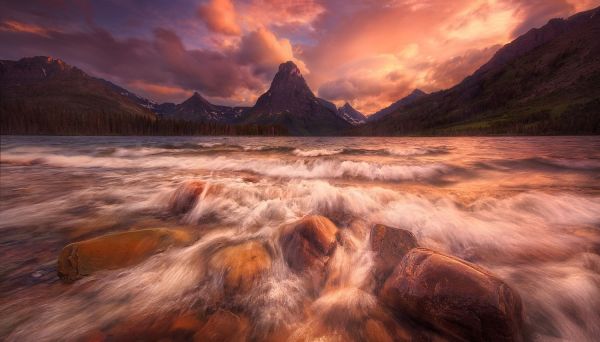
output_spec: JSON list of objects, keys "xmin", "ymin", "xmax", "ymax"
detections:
[
  {"xmin": 1, "ymin": 0, "xmax": 599, "ymax": 110},
  {"xmin": 128, "ymin": 81, "xmax": 192, "ymax": 103},
  {"xmin": 198, "ymin": 0, "xmax": 241, "ymax": 35},
  {"xmin": 240, "ymin": 0, "xmax": 325, "ymax": 29},
  {"xmin": 0, "ymin": 20, "xmax": 52, "ymax": 37},
  {"xmin": 237, "ymin": 27, "xmax": 308, "ymax": 77},
  {"xmin": 424, "ymin": 45, "xmax": 502, "ymax": 90}
]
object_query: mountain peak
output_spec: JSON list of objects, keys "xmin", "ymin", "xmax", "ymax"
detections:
[
  {"xmin": 186, "ymin": 91, "xmax": 210, "ymax": 104},
  {"xmin": 337, "ymin": 102, "xmax": 366, "ymax": 125},
  {"xmin": 278, "ymin": 61, "xmax": 301, "ymax": 75},
  {"xmin": 411, "ymin": 89, "xmax": 426, "ymax": 96}
]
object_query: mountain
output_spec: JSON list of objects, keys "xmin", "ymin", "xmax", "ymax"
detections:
[
  {"xmin": 0, "ymin": 56, "xmax": 156, "ymax": 122},
  {"xmin": 356, "ymin": 7, "xmax": 600, "ymax": 135},
  {"xmin": 159, "ymin": 92, "xmax": 248, "ymax": 124},
  {"xmin": 0, "ymin": 56, "xmax": 286, "ymax": 136},
  {"xmin": 367, "ymin": 89, "xmax": 426, "ymax": 122},
  {"xmin": 337, "ymin": 102, "xmax": 366, "ymax": 125},
  {"xmin": 243, "ymin": 61, "xmax": 351, "ymax": 135}
]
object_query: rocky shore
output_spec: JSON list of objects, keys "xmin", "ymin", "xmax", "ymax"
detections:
[{"xmin": 54, "ymin": 180, "xmax": 526, "ymax": 341}]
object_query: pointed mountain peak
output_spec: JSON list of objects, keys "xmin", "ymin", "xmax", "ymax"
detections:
[
  {"xmin": 185, "ymin": 91, "xmax": 211, "ymax": 104},
  {"xmin": 278, "ymin": 61, "xmax": 301, "ymax": 75},
  {"xmin": 342, "ymin": 102, "xmax": 354, "ymax": 109},
  {"xmin": 411, "ymin": 89, "xmax": 426, "ymax": 96},
  {"xmin": 267, "ymin": 60, "xmax": 313, "ymax": 98}
]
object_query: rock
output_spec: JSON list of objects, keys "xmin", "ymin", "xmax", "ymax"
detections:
[
  {"xmin": 57, "ymin": 228, "xmax": 196, "ymax": 281},
  {"xmin": 380, "ymin": 248, "xmax": 524, "ymax": 342},
  {"xmin": 194, "ymin": 310, "xmax": 250, "ymax": 342},
  {"xmin": 169, "ymin": 181, "xmax": 205, "ymax": 214},
  {"xmin": 208, "ymin": 240, "xmax": 272, "ymax": 294},
  {"xmin": 363, "ymin": 319, "xmax": 393, "ymax": 342},
  {"xmin": 370, "ymin": 224, "xmax": 418, "ymax": 289},
  {"xmin": 279, "ymin": 215, "xmax": 338, "ymax": 274}
]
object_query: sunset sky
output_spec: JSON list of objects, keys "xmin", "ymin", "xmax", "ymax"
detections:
[{"xmin": 1, "ymin": 0, "xmax": 598, "ymax": 113}]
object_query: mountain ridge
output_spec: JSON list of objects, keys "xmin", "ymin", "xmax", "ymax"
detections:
[{"xmin": 354, "ymin": 6, "xmax": 600, "ymax": 135}]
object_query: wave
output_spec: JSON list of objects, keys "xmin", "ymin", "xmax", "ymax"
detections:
[
  {"xmin": 2, "ymin": 175, "xmax": 600, "ymax": 340},
  {"xmin": 291, "ymin": 146, "xmax": 449, "ymax": 157},
  {"xmin": 292, "ymin": 148, "xmax": 343, "ymax": 157},
  {"xmin": 482, "ymin": 157, "xmax": 600, "ymax": 172},
  {"xmin": 0, "ymin": 151, "xmax": 455, "ymax": 182}
]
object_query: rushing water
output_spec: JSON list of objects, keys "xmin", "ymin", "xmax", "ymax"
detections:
[{"xmin": 0, "ymin": 136, "xmax": 599, "ymax": 341}]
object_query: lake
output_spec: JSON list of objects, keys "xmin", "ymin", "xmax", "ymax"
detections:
[{"xmin": 1, "ymin": 136, "xmax": 599, "ymax": 341}]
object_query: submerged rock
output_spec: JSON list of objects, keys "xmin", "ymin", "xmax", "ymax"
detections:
[
  {"xmin": 194, "ymin": 310, "xmax": 250, "ymax": 342},
  {"xmin": 208, "ymin": 240, "xmax": 272, "ymax": 294},
  {"xmin": 370, "ymin": 224, "xmax": 418, "ymax": 289},
  {"xmin": 380, "ymin": 248, "xmax": 524, "ymax": 342},
  {"xmin": 57, "ymin": 228, "xmax": 196, "ymax": 281},
  {"xmin": 279, "ymin": 215, "xmax": 338, "ymax": 273},
  {"xmin": 169, "ymin": 180, "xmax": 205, "ymax": 214}
]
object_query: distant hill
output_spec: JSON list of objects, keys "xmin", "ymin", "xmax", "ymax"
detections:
[
  {"xmin": 367, "ymin": 89, "xmax": 426, "ymax": 122},
  {"xmin": 337, "ymin": 103, "xmax": 366, "ymax": 125},
  {"xmin": 357, "ymin": 7, "xmax": 600, "ymax": 135},
  {"xmin": 159, "ymin": 92, "xmax": 248, "ymax": 124},
  {"xmin": 243, "ymin": 61, "xmax": 350, "ymax": 135}
]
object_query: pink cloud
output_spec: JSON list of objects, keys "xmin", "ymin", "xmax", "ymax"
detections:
[{"xmin": 198, "ymin": 0, "xmax": 241, "ymax": 35}]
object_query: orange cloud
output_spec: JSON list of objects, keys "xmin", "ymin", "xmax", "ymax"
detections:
[
  {"xmin": 128, "ymin": 80, "xmax": 192, "ymax": 103},
  {"xmin": 240, "ymin": 0, "xmax": 325, "ymax": 29},
  {"xmin": 198, "ymin": 0, "xmax": 241, "ymax": 35},
  {"xmin": 238, "ymin": 27, "xmax": 308, "ymax": 75},
  {"xmin": 0, "ymin": 20, "xmax": 51, "ymax": 37}
]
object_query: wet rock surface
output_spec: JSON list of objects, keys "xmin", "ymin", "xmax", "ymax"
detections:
[
  {"xmin": 208, "ymin": 240, "xmax": 272, "ymax": 294},
  {"xmin": 279, "ymin": 215, "xmax": 339, "ymax": 272},
  {"xmin": 380, "ymin": 247, "xmax": 525, "ymax": 342},
  {"xmin": 57, "ymin": 228, "xmax": 196, "ymax": 281},
  {"xmin": 370, "ymin": 224, "xmax": 418, "ymax": 289}
]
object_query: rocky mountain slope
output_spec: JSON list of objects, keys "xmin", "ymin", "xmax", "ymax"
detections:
[
  {"xmin": 367, "ymin": 89, "xmax": 426, "ymax": 122},
  {"xmin": 243, "ymin": 61, "xmax": 350, "ymax": 135},
  {"xmin": 0, "ymin": 56, "xmax": 156, "ymax": 121},
  {"xmin": 337, "ymin": 102, "xmax": 366, "ymax": 125},
  {"xmin": 159, "ymin": 92, "xmax": 248, "ymax": 124},
  {"xmin": 0, "ymin": 56, "xmax": 284, "ymax": 135},
  {"xmin": 358, "ymin": 7, "xmax": 600, "ymax": 135}
]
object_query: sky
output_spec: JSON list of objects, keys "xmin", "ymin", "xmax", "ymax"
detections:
[{"xmin": 1, "ymin": 0, "xmax": 598, "ymax": 114}]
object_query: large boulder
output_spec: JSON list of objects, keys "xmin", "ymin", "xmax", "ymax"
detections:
[
  {"xmin": 169, "ymin": 180, "xmax": 205, "ymax": 214},
  {"xmin": 279, "ymin": 215, "xmax": 338, "ymax": 273},
  {"xmin": 380, "ymin": 248, "xmax": 524, "ymax": 342},
  {"xmin": 370, "ymin": 224, "xmax": 418, "ymax": 289},
  {"xmin": 208, "ymin": 240, "xmax": 272, "ymax": 294},
  {"xmin": 57, "ymin": 228, "xmax": 196, "ymax": 281}
]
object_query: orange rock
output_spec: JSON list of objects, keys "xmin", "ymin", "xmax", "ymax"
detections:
[
  {"xmin": 363, "ymin": 319, "xmax": 393, "ymax": 342},
  {"xmin": 370, "ymin": 224, "xmax": 418, "ymax": 289},
  {"xmin": 208, "ymin": 240, "xmax": 272, "ymax": 294},
  {"xmin": 380, "ymin": 248, "xmax": 524, "ymax": 342},
  {"xmin": 171, "ymin": 312, "xmax": 203, "ymax": 333},
  {"xmin": 194, "ymin": 310, "xmax": 250, "ymax": 342},
  {"xmin": 57, "ymin": 228, "xmax": 196, "ymax": 281},
  {"xmin": 279, "ymin": 215, "xmax": 338, "ymax": 273}
]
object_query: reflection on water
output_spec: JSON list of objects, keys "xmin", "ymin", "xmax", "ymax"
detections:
[{"xmin": 1, "ymin": 136, "xmax": 599, "ymax": 341}]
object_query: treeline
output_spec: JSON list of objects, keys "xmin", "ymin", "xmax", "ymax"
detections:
[{"xmin": 0, "ymin": 104, "xmax": 288, "ymax": 136}]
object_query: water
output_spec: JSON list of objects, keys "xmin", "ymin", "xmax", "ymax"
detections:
[{"xmin": 0, "ymin": 136, "xmax": 599, "ymax": 341}]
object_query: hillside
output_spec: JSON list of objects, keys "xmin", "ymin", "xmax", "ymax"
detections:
[{"xmin": 356, "ymin": 7, "xmax": 600, "ymax": 135}]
